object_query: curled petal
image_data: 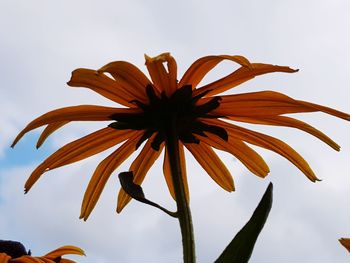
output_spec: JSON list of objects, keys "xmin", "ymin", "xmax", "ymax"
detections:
[
  {"xmin": 185, "ymin": 143, "xmax": 234, "ymax": 192},
  {"xmin": 80, "ymin": 132, "xmax": 143, "ymax": 220},
  {"xmin": 98, "ymin": 60, "xmax": 151, "ymax": 101},
  {"xmin": 179, "ymin": 55, "xmax": 251, "ymax": 89},
  {"xmin": 117, "ymin": 138, "xmax": 164, "ymax": 213},
  {"xmin": 67, "ymin": 69, "xmax": 137, "ymax": 107},
  {"xmin": 25, "ymin": 128, "xmax": 135, "ymax": 193},
  {"xmin": 145, "ymin": 53, "xmax": 178, "ymax": 96},
  {"xmin": 10, "ymin": 256, "xmax": 44, "ymax": 263},
  {"xmin": 194, "ymin": 63, "xmax": 298, "ymax": 97},
  {"xmin": 162, "ymin": 142, "xmax": 190, "ymax": 201}
]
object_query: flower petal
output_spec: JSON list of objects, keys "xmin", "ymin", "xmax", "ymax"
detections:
[
  {"xmin": 44, "ymin": 246, "xmax": 85, "ymax": 259},
  {"xmin": 11, "ymin": 105, "xmax": 140, "ymax": 147},
  {"xmin": 80, "ymin": 132, "xmax": 142, "ymax": 220},
  {"xmin": 11, "ymin": 256, "xmax": 45, "ymax": 263},
  {"xmin": 199, "ymin": 133, "xmax": 270, "ymax": 178},
  {"xmin": 210, "ymin": 119, "xmax": 318, "ymax": 181},
  {"xmin": 339, "ymin": 238, "xmax": 350, "ymax": 253},
  {"xmin": 194, "ymin": 63, "xmax": 298, "ymax": 97},
  {"xmin": 36, "ymin": 121, "xmax": 69, "ymax": 148},
  {"xmin": 67, "ymin": 68, "xmax": 137, "ymax": 107},
  {"xmin": 185, "ymin": 143, "xmax": 234, "ymax": 191},
  {"xmin": 162, "ymin": 142, "xmax": 190, "ymax": 201},
  {"xmin": 179, "ymin": 55, "xmax": 251, "ymax": 89},
  {"xmin": 226, "ymin": 115, "xmax": 340, "ymax": 151},
  {"xmin": 0, "ymin": 253, "xmax": 11, "ymax": 262},
  {"xmin": 145, "ymin": 53, "xmax": 178, "ymax": 96},
  {"xmin": 116, "ymin": 138, "xmax": 164, "ymax": 213},
  {"xmin": 216, "ymin": 91, "xmax": 350, "ymax": 120},
  {"xmin": 25, "ymin": 128, "xmax": 135, "ymax": 193},
  {"xmin": 98, "ymin": 60, "xmax": 151, "ymax": 102},
  {"xmin": 213, "ymin": 91, "xmax": 312, "ymax": 116}
]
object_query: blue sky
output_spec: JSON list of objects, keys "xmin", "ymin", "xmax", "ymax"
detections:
[{"xmin": 1, "ymin": 1, "xmax": 350, "ymax": 262}]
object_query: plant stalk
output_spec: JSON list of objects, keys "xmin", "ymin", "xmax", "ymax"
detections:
[{"xmin": 165, "ymin": 125, "xmax": 195, "ymax": 263}]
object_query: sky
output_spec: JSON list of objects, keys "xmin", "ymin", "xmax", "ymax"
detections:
[{"xmin": 1, "ymin": 0, "xmax": 350, "ymax": 262}]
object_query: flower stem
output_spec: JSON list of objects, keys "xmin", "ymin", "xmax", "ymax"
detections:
[{"xmin": 165, "ymin": 125, "xmax": 195, "ymax": 263}]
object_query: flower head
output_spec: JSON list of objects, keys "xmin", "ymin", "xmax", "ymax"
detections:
[
  {"xmin": 0, "ymin": 240, "xmax": 85, "ymax": 263},
  {"xmin": 12, "ymin": 53, "xmax": 349, "ymax": 220}
]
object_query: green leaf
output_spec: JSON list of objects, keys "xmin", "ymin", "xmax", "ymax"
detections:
[{"xmin": 215, "ymin": 183, "xmax": 273, "ymax": 263}]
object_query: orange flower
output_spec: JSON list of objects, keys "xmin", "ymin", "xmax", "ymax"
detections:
[
  {"xmin": 340, "ymin": 238, "xmax": 350, "ymax": 253},
  {"xmin": 12, "ymin": 53, "xmax": 349, "ymax": 220},
  {"xmin": 0, "ymin": 240, "xmax": 85, "ymax": 263}
]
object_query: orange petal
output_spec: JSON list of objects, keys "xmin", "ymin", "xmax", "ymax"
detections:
[
  {"xmin": 162, "ymin": 142, "xmax": 190, "ymax": 202},
  {"xmin": 0, "ymin": 253, "xmax": 11, "ymax": 262},
  {"xmin": 11, "ymin": 105, "xmax": 139, "ymax": 147},
  {"xmin": 24, "ymin": 128, "xmax": 136, "ymax": 193},
  {"xmin": 210, "ymin": 119, "xmax": 318, "ymax": 181},
  {"xmin": 179, "ymin": 55, "xmax": 251, "ymax": 89},
  {"xmin": 80, "ymin": 132, "xmax": 142, "ymax": 220},
  {"xmin": 214, "ymin": 91, "xmax": 350, "ymax": 120},
  {"xmin": 98, "ymin": 61, "xmax": 151, "ymax": 102},
  {"xmin": 339, "ymin": 238, "xmax": 350, "ymax": 253},
  {"xmin": 193, "ymin": 63, "xmax": 298, "ymax": 97},
  {"xmin": 199, "ymin": 133, "xmax": 270, "ymax": 178},
  {"xmin": 117, "ymin": 138, "xmax": 164, "ymax": 213},
  {"xmin": 185, "ymin": 143, "xmax": 234, "ymax": 191},
  {"xmin": 145, "ymin": 53, "xmax": 178, "ymax": 96},
  {"xmin": 44, "ymin": 246, "xmax": 85, "ymax": 259},
  {"xmin": 67, "ymin": 68, "xmax": 137, "ymax": 107},
  {"xmin": 12, "ymin": 257, "xmax": 44, "ymax": 263},
  {"xmin": 213, "ymin": 91, "xmax": 313, "ymax": 116},
  {"xmin": 36, "ymin": 121, "xmax": 69, "ymax": 148},
  {"xmin": 226, "ymin": 115, "xmax": 340, "ymax": 151}
]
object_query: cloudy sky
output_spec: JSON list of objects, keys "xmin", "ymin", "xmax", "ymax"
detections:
[{"xmin": 1, "ymin": 0, "xmax": 350, "ymax": 262}]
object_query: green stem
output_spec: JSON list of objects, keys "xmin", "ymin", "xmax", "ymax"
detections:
[{"xmin": 165, "ymin": 126, "xmax": 195, "ymax": 263}]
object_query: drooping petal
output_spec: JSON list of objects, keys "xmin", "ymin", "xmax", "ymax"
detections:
[
  {"xmin": 98, "ymin": 60, "xmax": 151, "ymax": 102},
  {"xmin": 162, "ymin": 142, "xmax": 190, "ymax": 201},
  {"xmin": 67, "ymin": 69, "xmax": 137, "ymax": 107},
  {"xmin": 36, "ymin": 121, "xmax": 69, "ymax": 148},
  {"xmin": 25, "ymin": 128, "xmax": 136, "ymax": 193},
  {"xmin": 193, "ymin": 63, "xmax": 298, "ymax": 97},
  {"xmin": 179, "ymin": 55, "xmax": 251, "ymax": 89},
  {"xmin": 80, "ymin": 132, "xmax": 142, "ymax": 220},
  {"xmin": 225, "ymin": 115, "xmax": 340, "ymax": 151},
  {"xmin": 11, "ymin": 105, "xmax": 140, "ymax": 147},
  {"xmin": 210, "ymin": 119, "xmax": 318, "ymax": 181},
  {"xmin": 185, "ymin": 143, "xmax": 234, "ymax": 192},
  {"xmin": 145, "ymin": 53, "xmax": 178, "ymax": 96},
  {"xmin": 199, "ymin": 133, "xmax": 270, "ymax": 178},
  {"xmin": 117, "ymin": 138, "xmax": 164, "ymax": 213},
  {"xmin": 44, "ymin": 246, "xmax": 85, "ymax": 260}
]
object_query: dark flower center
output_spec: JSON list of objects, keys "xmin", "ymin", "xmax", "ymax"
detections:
[
  {"xmin": 0, "ymin": 240, "xmax": 31, "ymax": 258},
  {"xmin": 110, "ymin": 85, "xmax": 227, "ymax": 150}
]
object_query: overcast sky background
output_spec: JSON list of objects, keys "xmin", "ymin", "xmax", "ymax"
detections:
[{"xmin": 1, "ymin": 1, "xmax": 350, "ymax": 262}]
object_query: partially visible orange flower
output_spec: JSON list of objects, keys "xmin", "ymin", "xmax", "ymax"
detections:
[
  {"xmin": 12, "ymin": 53, "xmax": 349, "ymax": 220},
  {"xmin": 340, "ymin": 238, "xmax": 350, "ymax": 253},
  {"xmin": 0, "ymin": 240, "xmax": 85, "ymax": 263}
]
